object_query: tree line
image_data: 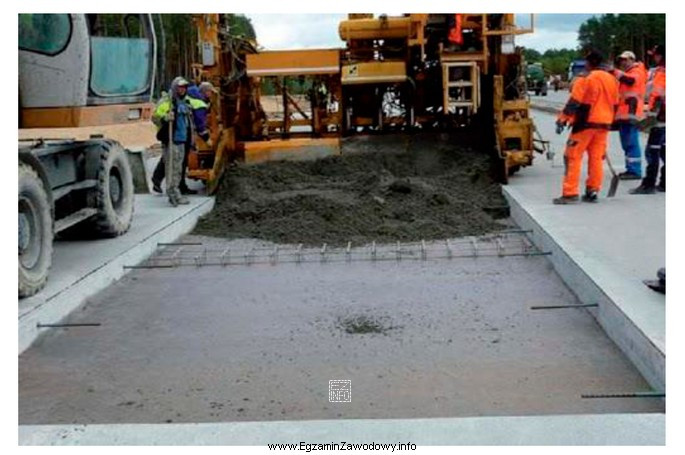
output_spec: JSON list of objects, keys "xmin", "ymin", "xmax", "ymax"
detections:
[
  {"xmin": 523, "ymin": 14, "xmax": 665, "ymax": 80},
  {"xmin": 153, "ymin": 14, "xmax": 255, "ymax": 95}
]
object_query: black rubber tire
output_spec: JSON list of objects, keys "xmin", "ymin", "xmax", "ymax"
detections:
[
  {"xmin": 18, "ymin": 163, "xmax": 53, "ymax": 298},
  {"xmin": 93, "ymin": 141, "xmax": 135, "ymax": 237}
]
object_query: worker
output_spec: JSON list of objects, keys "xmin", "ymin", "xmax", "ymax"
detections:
[
  {"xmin": 630, "ymin": 44, "xmax": 666, "ymax": 194},
  {"xmin": 151, "ymin": 78, "xmax": 210, "ymax": 199},
  {"xmin": 187, "ymin": 81, "xmax": 216, "ymax": 148},
  {"xmin": 152, "ymin": 77, "xmax": 207, "ymax": 206},
  {"xmin": 445, "ymin": 14, "xmax": 463, "ymax": 51},
  {"xmin": 554, "ymin": 50, "xmax": 619, "ymax": 204},
  {"xmin": 612, "ymin": 51, "xmax": 648, "ymax": 180}
]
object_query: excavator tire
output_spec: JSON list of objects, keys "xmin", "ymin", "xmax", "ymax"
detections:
[
  {"xmin": 92, "ymin": 141, "xmax": 135, "ymax": 237},
  {"xmin": 18, "ymin": 163, "xmax": 53, "ymax": 298}
]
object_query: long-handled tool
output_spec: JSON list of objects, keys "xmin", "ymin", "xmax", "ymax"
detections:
[
  {"xmin": 605, "ymin": 152, "xmax": 619, "ymax": 198},
  {"xmin": 166, "ymin": 110, "xmax": 176, "ymax": 205}
]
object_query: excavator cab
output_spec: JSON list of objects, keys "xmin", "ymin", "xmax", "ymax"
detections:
[{"xmin": 19, "ymin": 14, "xmax": 157, "ymax": 127}]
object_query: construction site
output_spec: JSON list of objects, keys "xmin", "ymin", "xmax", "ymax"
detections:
[{"xmin": 18, "ymin": 13, "xmax": 665, "ymax": 445}]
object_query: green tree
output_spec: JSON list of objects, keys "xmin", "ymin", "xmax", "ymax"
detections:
[
  {"xmin": 226, "ymin": 14, "xmax": 256, "ymax": 40},
  {"xmin": 578, "ymin": 14, "xmax": 665, "ymax": 63},
  {"xmin": 153, "ymin": 14, "xmax": 258, "ymax": 96},
  {"xmin": 522, "ymin": 47, "xmax": 581, "ymax": 79},
  {"xmin": 522, "ymin": 48, "xmax": 541, "ymax": 63}
]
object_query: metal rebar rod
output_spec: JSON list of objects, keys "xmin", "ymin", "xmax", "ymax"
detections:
[
  {"xmin": 157, "ymin": 242, "xmax": 203, "ymax": 246},
  {"xmin": 371, "ymin": 241, "xmax": 376, "ymax": 261},
  {"xmin": 320, "ymin": 243, "xmax": 327, "ymax": 262},
  {"xmin": 581, "ymin": 392, "xmax": 665, "ymax": 399},
  {"xmin": 498, "ymin": 229, "xmax": 533, "ymax": 234},
  {"xmin": 520, "ymin": 235, "xmax": 530, "ymax": 253},
  {"xmin": 396, "ymin": 241, "xmax": 402, "ymax": 261},
  {"xmin": 220, "ymin": 246, "xmax": 231, "ymax": 266},
  {"xmin": 530, "ymin": 303, "xmax": 598, "ymax": 310},
  {"xmin": 145, "ymin": 249, "xmax": 553, "ymax": 268},
  {"xmin": 297, "ymin": 243, "xmax": 303, "ymax": 263},
  {"xmin": 421, "ymin": 240, "xmax": 427, "ymax": 260},
  {"xmin": 171, "ymin": 246, "xmax": 184, "ymax": 267},
  {"xmin": 37, "ymin": 323, "xmax": 101, "ymax": 328},
  {"xmin": 495, "ymin": 238, "xmax": 504, "ymax": 257},
  {"xmin": 194, "ymin": 247, "xmax": 207, "ymax": 267}
]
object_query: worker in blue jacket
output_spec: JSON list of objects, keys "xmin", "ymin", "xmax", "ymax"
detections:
[{"xmin": 151, "ymin": 78, "xmax": 211, "ymax": 197}]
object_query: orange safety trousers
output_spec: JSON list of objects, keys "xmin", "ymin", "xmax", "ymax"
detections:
[{"xmin": 563, "ymin": 128, "xmax": 608, "ymax": 197}]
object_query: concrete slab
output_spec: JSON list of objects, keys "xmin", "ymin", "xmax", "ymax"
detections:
[
  {"xmin": 19, "ymin": 240, "xmax": 663, "ymax": 426},
  {"xmin": 503, "ymin": 109, "xmax": 665, "ymax": 390},
  {"xmin": 19, "ymin": 413, "xmax": 665, "ymax": 445},
  {"xmin": 528, "ymin": 90, "xmax": 568, "ymax": 114},
  {"xmin": 18, "ymin": 194, "xmax": 214, "ymax": 354}
]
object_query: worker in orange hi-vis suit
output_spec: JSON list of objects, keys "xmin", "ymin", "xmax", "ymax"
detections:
[
  {"xmin": 630, "ymin": 44, "xmax": 666, "ymax": 194},
  {"xmin": 448, "ymin": 14, "xmax": 463, "ymax": 46},
  {"xmin": 612, "ymin": 50, "xmax": 648, "ymax": 180},
  {"xmin": 553, "ymin": 50, "xmax": 620, "ymax": 205}
]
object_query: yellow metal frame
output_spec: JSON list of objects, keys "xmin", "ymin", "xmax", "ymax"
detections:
[
  {"xmin": 341, "ymin": 61, "xmax": 407, "ymax": 85},
  {"xmin": 246, "ymin": 49, "xmax": 340, "ymax": 77},
  {"xmin": 244, "ymin": 137, "xmax": 341, "ymax": 164}
]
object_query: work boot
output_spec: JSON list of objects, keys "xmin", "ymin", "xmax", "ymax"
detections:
[
  {"xmin": 152, "ymin": 180, "xmax": 163, "ymax": 194},
  {"xmin": 618, "ymin": 171, "xmax": 641, "ymax": 180},
  {"xmin": 177, "ymin": 196, "xmax": 190, "ymax": 205},
  {"xmin": 168, "ymin": 197, "xmax": 179, "ymax": 207},
  {"xmin": 581, "ymin": 190, "xmax": 598, "ymax": 203},
  {"xmin": 629, "ymin": 184, "xmax": 656, "ymax": 195},
  {"xmin": 657, "ymin": 183, "xmax": 666, "ymax": 192},
  {"xmin": 644, "ymin": 268, "xmax": 665, "ymax": 294},
  {"xmin": 553, "ymin": 195, "xmax": 580, "ymax": 205}
]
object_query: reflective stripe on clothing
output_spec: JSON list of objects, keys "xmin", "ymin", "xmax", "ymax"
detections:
[
  {"xmin": 647, "ymin": 66, "xmax": 666, "ymax": 125},
  {"xmin": 619, "ymin": 123, "xmax": 642, "ymax": 176},
  {"xmin": 643, "ymin": 126, "xmax": 665, "ymax": 188},
  {"xmin": 616, "ymin": 62, "xmax": 646, "ymax": 122}
]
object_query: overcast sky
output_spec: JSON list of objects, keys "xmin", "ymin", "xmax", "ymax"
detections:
[{"xmin": 247, "ymin": 14, "xmax": 597, "ymax": 52}]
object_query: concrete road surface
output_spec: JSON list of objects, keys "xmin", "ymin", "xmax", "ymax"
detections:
[{"xmin": 20, "ymin": 237, "xmax": 662, "ymax": 425}]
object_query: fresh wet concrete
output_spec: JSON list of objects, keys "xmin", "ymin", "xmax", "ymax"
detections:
[{"xmin": 19, "ymin": 237, "xmax": 663, "ymax": 425}]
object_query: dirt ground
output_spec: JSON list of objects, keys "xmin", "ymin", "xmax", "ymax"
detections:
[{"xmin": 194, "ymin": 134, "xmax": 507, "ymax": 245}]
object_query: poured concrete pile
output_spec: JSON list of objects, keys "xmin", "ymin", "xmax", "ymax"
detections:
[{"xmin": 195, "ymin": 134, "xmax": 507, "ymax": 245}]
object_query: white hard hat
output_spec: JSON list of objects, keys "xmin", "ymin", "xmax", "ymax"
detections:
[{"xmin": 618, "ymin": 50, "xmax": 636, "ymax": 60}]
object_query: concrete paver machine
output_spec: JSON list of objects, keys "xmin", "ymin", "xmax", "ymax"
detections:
[{"xmin": 191, "ymin": 13, "xmax": 539, "ymax": 188}]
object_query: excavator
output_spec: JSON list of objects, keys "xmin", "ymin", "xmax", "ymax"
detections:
[{"xmin": 18, "ymin": 14, "xmax": 156, "ymax": 297}]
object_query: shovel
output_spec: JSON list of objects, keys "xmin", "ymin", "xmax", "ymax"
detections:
[
  {"xmin": 166, "ymin": 111, "xmax": 176, "ymax": 204},
  {"xmin": 605, "ymin": 152, "xmax": 619, "ymax": 198}
]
